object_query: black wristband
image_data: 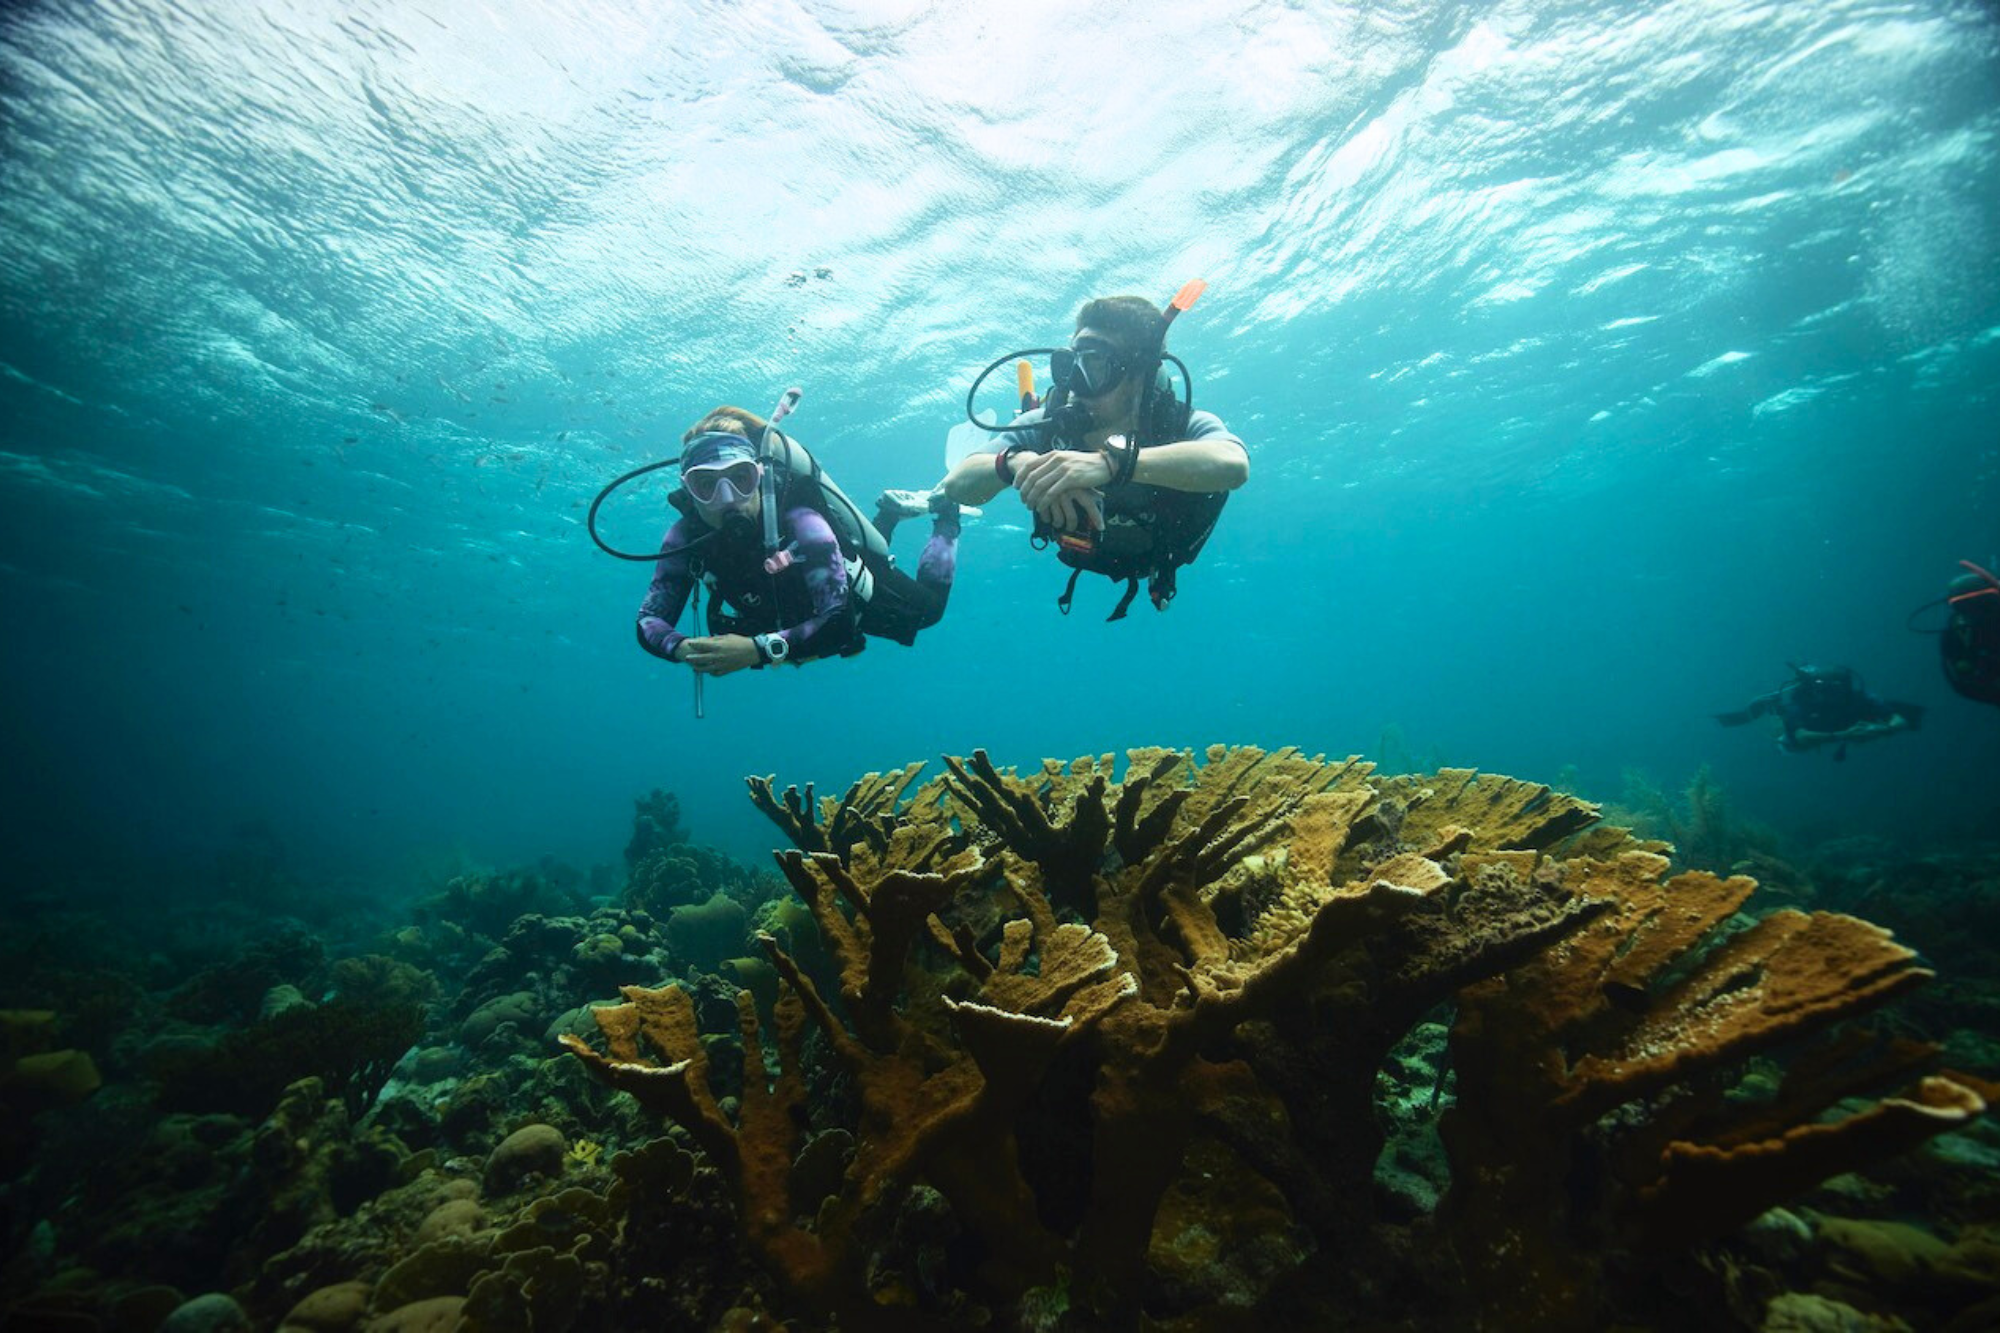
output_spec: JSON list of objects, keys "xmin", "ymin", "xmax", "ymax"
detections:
[{"xmin": 1105, "ymin": 437, "xmax": 1139, "ymax": 488}]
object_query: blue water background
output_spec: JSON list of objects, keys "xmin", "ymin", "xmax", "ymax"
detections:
[{"xmin": 2, "ymin": 0, "xmax": 1995, "ymax": 894}]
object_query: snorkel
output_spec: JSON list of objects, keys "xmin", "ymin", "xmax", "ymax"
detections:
[{"xmin": 760, "ymin": 386, "xmax": 803, "ymax": 559}]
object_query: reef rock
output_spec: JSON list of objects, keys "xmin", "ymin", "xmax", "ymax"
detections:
[{"xmin": 484, "ymin": 1123, "xmax": 566, "ymax": 1196}]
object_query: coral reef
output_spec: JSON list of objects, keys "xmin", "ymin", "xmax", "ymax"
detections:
[
  {"xmin": 568, "ymin": 748, "xmax": 1987, "ymax": 1327},
  {"xmin": 623, "ymin": 785, "xmax": 782, "ymax": 921},
  {"xmin": 149, "ymin": 998, "xmax": 427, "ymax": 1121},
  {"xmin": 1, "ymin": 1009, "xmax": 102, "ymax": 1182},
  {"xmin": 3, "ymin": 766, "xmax": 1991, "ymax": 1333},
  {"xmin": 1440, "ymin": 851, "xmax": 1977, "ymax": 1324},
  {"xmin": 1609, "ymin": 764, "xmax": 1782, "ymax": 875}
]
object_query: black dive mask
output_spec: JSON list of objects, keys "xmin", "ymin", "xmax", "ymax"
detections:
[{"xmin": 1066, "ymin": 336, "xmax": 1130, "ymax": 397}]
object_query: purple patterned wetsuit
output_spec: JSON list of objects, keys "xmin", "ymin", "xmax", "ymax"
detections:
[{"xmin": 636, "ymin": 503, "xmax": 957, "ymax": 663}]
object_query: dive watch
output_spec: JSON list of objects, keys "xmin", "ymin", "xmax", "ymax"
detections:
[{"xmin": 754, "ymin": 632, "xmax": 789, "ymax": 665}]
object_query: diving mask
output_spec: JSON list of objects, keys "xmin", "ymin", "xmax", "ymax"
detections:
[
  {"xmin": 684, "ymin": 459, "xmax": 761, "ymax": 505},
  {"xmin": 1065, "ymin": 335, "xmax": 1131, "ymax": 397}
]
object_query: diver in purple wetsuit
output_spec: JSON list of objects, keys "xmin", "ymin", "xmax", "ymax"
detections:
[{"xmin": 637, "ymin": 406, "xmax": 958, "ymax": 675}]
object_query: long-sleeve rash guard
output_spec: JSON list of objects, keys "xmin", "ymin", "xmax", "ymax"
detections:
[{"xmin": 636, "ymin": 505, "xmax": 857, "ymax": 663}]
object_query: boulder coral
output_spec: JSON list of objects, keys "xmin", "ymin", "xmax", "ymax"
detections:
[{"xmin": 564, "ymin": 747, "xmax": 1986, "ymax": 1329}]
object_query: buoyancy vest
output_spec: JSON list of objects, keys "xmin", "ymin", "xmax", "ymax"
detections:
[
  {"xmin": 667, "ymin": 433, "xmax": 901, "ymax": 652},
  {"xmin": 1018, "ymin": 387, "xmax": 1229, "ymax": 619}
]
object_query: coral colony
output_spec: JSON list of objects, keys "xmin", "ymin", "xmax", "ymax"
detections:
[{"xmin": 4, "ymin": 748, "xmax": 1995, "ymax": 1331}]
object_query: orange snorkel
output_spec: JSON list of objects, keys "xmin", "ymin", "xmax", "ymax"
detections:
[
  {"xmin": 1163, "ymin": 278, "xmax": 1207, "ymax": 328},
  {"xmin": 1016, "ymin": 359, "xmax": 1038, "ymax": 413}
]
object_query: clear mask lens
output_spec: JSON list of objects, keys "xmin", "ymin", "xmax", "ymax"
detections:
[{"xmin": 686, "ymin": 461, "xmax": 760, "ymax": 504}]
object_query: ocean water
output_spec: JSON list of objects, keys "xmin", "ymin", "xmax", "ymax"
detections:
[
  {"xmin": 5, "ymin": 6, "xmax": 2000, "ymax": 1331},
  {"xmin": 1, "ymin": 0, "xmax": 1995, "ymax": 885}
]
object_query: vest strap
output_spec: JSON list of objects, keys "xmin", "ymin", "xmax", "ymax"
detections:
[{"xmin": 1057, "ymin": 566, "xmax": 1083, "ymax": 615}]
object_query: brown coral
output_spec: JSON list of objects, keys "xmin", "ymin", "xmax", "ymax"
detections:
[
  {"xmin": 1441, "ymin": 852, "xmax": 1984, "ymax": 1325},
  {"xmin": 564, "ymin": 748, "xmax": 1981, "ymax": 1329}
]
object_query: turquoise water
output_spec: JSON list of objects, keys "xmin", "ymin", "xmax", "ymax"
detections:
[{"xmin": 1, "ymin": 0, "xmax": 1995, "ymax": 888}]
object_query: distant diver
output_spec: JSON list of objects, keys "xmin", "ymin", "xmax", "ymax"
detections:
[
  {"xmin": 1938, "ymin": 560, "xmax": 2000, "ymax": 707},
  {"xmin": 587, "ymin": 390, "xmax": 957, "ymax": 716},
  {"xmin": 932, "ymin": 281, "xmax": 1249, "ymax": 620},
  {"xmin": 1714, "ymin": 664, "xmax": 1923, "ymax": 761}
]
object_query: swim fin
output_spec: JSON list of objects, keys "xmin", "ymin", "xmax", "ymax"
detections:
[{"xmin": 944, "ymin": 410, "xmax": 997, "ymax": 472}]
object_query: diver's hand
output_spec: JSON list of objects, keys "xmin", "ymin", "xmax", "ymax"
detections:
[
  {"xmin": 1012, "ymin": 449, "xmax": 1109, "ymax": 530},
  {"xmin": 679, "ymin": 634, "xmax": 761, "ymax": 676}
]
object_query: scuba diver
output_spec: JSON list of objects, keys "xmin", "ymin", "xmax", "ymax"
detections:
[
  {"xmin": 1714, "ymin": 664, "xmax": 1924, "ymax": 761},
  {"xmin": 1938, "ymin": 560, "xmax": 2000, "ymax": 706},
  {"xmin": 929, "ymin": 283, "xmax": 1249, "ymax": 620},
  {"xmin": 590, "ymin": 394, "xmax": 958, "ymax": 704}
]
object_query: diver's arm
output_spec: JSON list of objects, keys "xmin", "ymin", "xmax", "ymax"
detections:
[
  {"xmin": 680, "ymin": 635, "xmax": 756, "ymax": 675},
  {"xmin": 1010, "ymin": 437, "xmax": 1249, "ymax": 505},
  {"xmin": 938, "ymin": 421, "xmax": 1047, "ymax": 506},
  {"xmin": 1788, "ymin": 715, "xmax": 1910, "ymax": 751},
  {"xmin": 1120, "ymin": 437, "xmax": 1249, "ymax": 493},
  {"xmin": 636, "ymin": 521, "xmax": 699, "ymax": 664},
  {"xmin": 1715, "ymin": 692, "xmax": 1782, "ymax": 727},
  {"xmin": 1838, "ymin": 714, "xmax": 1914, "ymax": 743},
  {"xmin": 1099, "ymin": 410, "xmax": 1249, "ymax": 493},
  {"xmin": 938, "ymin": 450, "xmax": 1011, "ymax": 505},
  {"xmin": 1014, "ymin": 434, "xmax": 1247, "ymax": 529}
]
